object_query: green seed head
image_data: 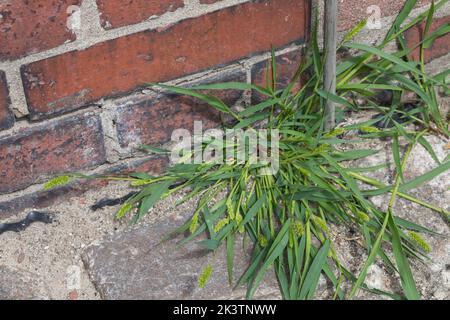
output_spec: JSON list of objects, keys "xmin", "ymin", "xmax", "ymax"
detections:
[
  {"xmin": 360, "ymin": 126, "xmax": 380, "ymax": 133},
  {"xmin": 116, "ymin": 203, "xmax": 133, "ymax": 219},
  {"xmin": 189, "ymin": 212, "xmax": 199, "ymax": 234},
  {"xmin": 313, "ymin": 216, "xmax": 328, "ymax": 232},
  {"xmin": 226, "ymin": 199, "xmax": 235, "ymax": 219},
  {"xmin": 213, "ymin": 217, "xmax": 230, "ymax": 233},
  {"xmin": 292, "ymin": 220, "xmax": 304, "ymax": 237},
  {"xmin": 198, "ymin": 264, "xmax": 213, "ymax": 289},
  {"xmin": 408, "ymin": 231, "xmax": 431, "ymax": 253},
  {"xmin": 235, "ymin": 213, "xmax": 245, "ymax": 233},
  {"xmin": 43, "ymin": 175, "xmax": 72, "ymax": 190},
  {"xmin": 356, "ymin": 210, "xmax": 370, "ymax": 222},
  {"xmin": 324, "ymin": 128, "xmax": 345, "ymax": 138},
  {"xmin": 258, "ymin": 234, "xmax": 268, "ymax": 248},
  {"xmin": 314, "ymin": 144, "xmax": 331, "ymax": 154}
]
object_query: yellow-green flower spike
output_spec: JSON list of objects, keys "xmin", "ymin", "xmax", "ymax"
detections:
[
  {"xmin": 258, "ymin": 234, "xmax": 268, "ymax": 248},
  {"xmin": 226, "ymin": 198, "xmax": 235, "ymax": 219},
  {"xmin": 324, "ymin": 128, "xmax": 345, "ymax": 138},
  {"xmin": 189, "ymin": 212, "xmax": 199, "ymax": 234},
  {"xmin": 408, "ymin": 231, "xmax": 431, "ymax": 253},
  {"xmin": 198, "ymin": 264, "xmax": 213, "ymax": 289},
  {"xmin": 213, "ymin": 217, "xmax": 230, "ymax": 233},
  {"xmin": 355, "ymin": 210, "xmax": 370, "ymax": 222},
  {"xmin": 292, "ymin": 220, "xmax": 304, "ymax": 237},
  {"xmin": 313, "ymin": 216, "xmax": 328, "ymax": 232},
  {"xmin": 360, "ymin": 126, "xmax": 380, "ymax": 133},
  {"xmin": 116, "ymin": 203, "xmax": 133, "ymax": 219},
  {"xmin": 43, "ymin": 175, "xmax": 72, "ymax": 190}
]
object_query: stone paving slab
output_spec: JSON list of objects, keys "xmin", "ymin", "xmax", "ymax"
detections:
[
  {"xmin": 82, "ymin": 211, "xmax": 280, "ymax": 300},
  {"xmin": 0, "ymin": 266, "xmax": 50, "ymax": 300}
]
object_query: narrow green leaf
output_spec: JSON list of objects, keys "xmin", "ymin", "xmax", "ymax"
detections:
[
  {"xmin": 138, "ymin": 181, "xmax": 172, "ymax": 219},
  {"xmin": 299, "ymin": 240, "xmax": 331, "ymax": 299},
  {"xmin": 226, "ymin": 233, "xmax": 235, "ymax": 285},
  {"xmin": 392, "ymin": 135, "xmax": 404, "ymax": 181},
  {"xmin": 388, "ymin": 213, "xmax": 421, "ymax": 299},
  {"xmin": 247, "ymin": 220, "xmax": 291, "ymax": 299}
]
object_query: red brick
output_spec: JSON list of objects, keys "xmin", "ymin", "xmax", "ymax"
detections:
[
  {"xmin": 21, "ymin": 0, "xmax": 310, "ymax": 120},
  {"xmin": 116, "ymin": 71, "xmax": 246, "ymax": 149},
  {"xmin": 96, "ymin": 0, "xmax": 184, "ymax": 29},
  {"xmin": 0, "ymin": 0, "xmax": 81, "ymax": 61},
  {"xmin": 404, "ymin": 15, "xmax": 450, "ymax": 63},
  {"xmin": 251, "ymin": 49, "xmax": 303, "ymax": 102},
  {"xmin": 0, "ymin": 71, "xmax": 14, "ymax": 131},
  {"xmin": 0, "ymin": 114, "xmax": 106, "ymax": 194},
  {"xmin": 338, "ymin": 0, "xmax": 432, "ymax": 31}
]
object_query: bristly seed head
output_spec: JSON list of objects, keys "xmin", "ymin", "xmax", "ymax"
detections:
[
  {"xmin": 408, "ymin": 231, "xmax": 431, "ymax": 253},
  {"xmin": 258, "ymin": 234, "xmax": 268, "ymax": 248},
  {"xmin": 198, "ymin": 264, "xmax": 213, "ymax": 289},
  {"xmin": 214, "ymin": 217, "xmax": 230, "ymax": 233},
  {"xmin": 292, "ymin": 220, "xmax": 305, "ymax": 237},
  {"xmin": 360, "ymin": 126, "xmax": 380, "ymax": 133},
  {"xmin": 43, "ymin": 175, "xmax": 72, "ymax": 190},
  {"xmin": 355, "ymin": 210, "xmax": 370, "ymax": 222}
]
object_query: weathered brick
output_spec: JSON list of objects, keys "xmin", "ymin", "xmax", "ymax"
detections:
[
  {"xmin": 338, "ymin": 0, "xmax": 432, "ymax": 31},
  {"xmin": 251, "ymin": 49, "xmax": 303, "ymax": 103},
  {"xmin": 404, "ymin": 15, "xmax": 450, "ymax": 63},
  {"xmin": 0, "ymin": 71, "xmax": 14, "ymax": 131},
  {"xmin": 21, "ymin": 0, "xmax": 310, "ymax": 120},
  {"xmin": 116, "ymin": 70, "xmax": 246, "ymax": 149},
  {"xmin": 0, "ymin": 114, "xmax": 106, "ymax": 194},
  {"xmin": 0, "ymin": 0, "xmax": 81, "ymax": 61},
  {"xmin": 96, "ymin": 0, "xmax": 184, "ymax": 29}
]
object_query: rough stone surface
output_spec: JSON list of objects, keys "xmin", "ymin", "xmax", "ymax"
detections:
[
  {"xmin": 0, "ymin": 182, "xmax": 139, "ymax": 300},
  {"xmin": 82, "ymin": 211, "xmax": 280, "ymax": 300},
  {"xmin": 337, "ymin": 0, "xmax": 432, "ymax": 31},
  {"xmin": 339, "ymin": 133, "xmax": 450, "ymax": 299},
  {"xmin": 0, "ymin": 266, "xmax": 49, "ymax": 300}
]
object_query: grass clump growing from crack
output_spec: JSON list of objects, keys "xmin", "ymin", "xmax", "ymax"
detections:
[{"xmin": 46, "ymin": 0, "xmax": 450, "ymax": 300}]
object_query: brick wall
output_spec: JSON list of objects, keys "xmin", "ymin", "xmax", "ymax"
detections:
[{"xmin": 0, "ymin": 0, "xmax": 449, "ymax": 216}]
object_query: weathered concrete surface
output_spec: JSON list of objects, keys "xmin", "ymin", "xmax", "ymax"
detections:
[
  {"xmin": 82, "ymin": 211, "xmax": 280, "ymax": 300},
  {"xmin": 0, "ymin": 266, "xmax": 50, "ymax": 300}
]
